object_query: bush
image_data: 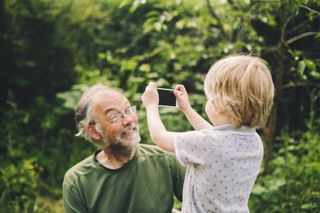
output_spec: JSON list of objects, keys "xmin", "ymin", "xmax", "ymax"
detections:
[
  {"xmin": 250, "ymin": 124, "xmax": 320, "ymax": 212},
  {"xmin": 0, "ymin": 160, "xmax": 38, "ymax": 212},
  {"xmin": 0, "ymin": 103, "xmax": 38, "ymax": 212}
]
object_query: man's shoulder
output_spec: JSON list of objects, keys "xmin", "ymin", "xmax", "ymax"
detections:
[
  {"xmin": 136, "ymin": 144, "xmax": 184, "ymax": 174},
  {"xmin": 138, "ymin": 143, "xmax": 174, "ymax": 158},
  {"xmin": 63, "ymin": 154, "xmax": 95, "ymax": 185},
  {"xmin": 138, "ymin": 144, "xmax": 175, "ymax": 160}
]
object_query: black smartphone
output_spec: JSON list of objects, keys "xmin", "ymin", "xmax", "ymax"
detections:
[{"xmin": 157, "ymin": 88, "xmax": 176, "ymax": 107}]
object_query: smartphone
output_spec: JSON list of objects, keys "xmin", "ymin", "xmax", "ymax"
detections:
[{"xmin": 157, "ymin": 88, "xmax": 176, "ymax": 107}]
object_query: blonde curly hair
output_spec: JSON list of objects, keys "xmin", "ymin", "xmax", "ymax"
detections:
[{"xmin": 204, "ymin": 55, "xmax": 275, "ymax": 128}]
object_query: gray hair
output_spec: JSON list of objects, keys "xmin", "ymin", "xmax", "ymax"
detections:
[{"xmin": 74, "ymin": 84, "xmax": 112, "ymax": 147}]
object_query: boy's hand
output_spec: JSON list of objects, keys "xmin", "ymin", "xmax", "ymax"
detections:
[
  {"xmin": 174, "ymin": 84, "xmax": 192, "ymax": 113},
  {"xmin": 142, "ymin": 82, "xmax": 159, "ymax": 108}
]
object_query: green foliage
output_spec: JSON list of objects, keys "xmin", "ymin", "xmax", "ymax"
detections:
[
  {"xmin": 0, "ymin": 160, "xmax": 37, "ymax": 212},
  {"xmin": 0, "ymin": 0, "xmax": 319, "ymax": 211},
  {"xmin": 0, "ymin": 102, "xmax": 38, "ymax": 212},
  {"xmin": 250, "ymin": 126, "xmax": 320, "ymax": 212},
  {"xmin": 250, "ymin": 91, "xmax": 320, "ymax": 212}
]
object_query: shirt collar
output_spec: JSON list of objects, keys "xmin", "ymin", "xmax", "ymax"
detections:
[{"xmin": 213, "ymin": 124, "xmax": 255, "ymax": 132}]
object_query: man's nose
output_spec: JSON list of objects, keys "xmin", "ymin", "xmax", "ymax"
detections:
[{"xmin": 122, "ymin": 114, "xmax": 134, "ymax": 124}]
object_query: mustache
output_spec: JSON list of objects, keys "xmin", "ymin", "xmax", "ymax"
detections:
[{"xmin": 120, "ymin": 124, "xmax": 139, "ymax": 134}]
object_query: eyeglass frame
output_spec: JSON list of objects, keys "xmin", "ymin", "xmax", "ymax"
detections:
[{"xmin": 89, "ymin": 106, "xmax": 137, "ymax": 125}]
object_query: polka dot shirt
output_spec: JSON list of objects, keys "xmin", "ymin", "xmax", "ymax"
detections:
[{"xmin": 174, "ymin": 124, "xmax": 263, "ymax": 213}]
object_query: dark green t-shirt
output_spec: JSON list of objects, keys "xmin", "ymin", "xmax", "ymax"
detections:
[{"xmin": 63, "ymin": 144, "xmax": 185, "ymax": 213}]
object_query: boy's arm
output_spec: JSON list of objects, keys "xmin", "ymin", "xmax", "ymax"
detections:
[
  {"xmin": 145, "ymin": 105, "xmax": 177, "ymax": 152},
  {"xmin": 174, "ymin": 85, "xmax": 212, "ymax": 130},
  {"xmin": 142, "ymin": 82, "xmax": 177, "ymax": 152},
  {"xmin": 181, "ymin": 106, "xmax": 212, "ymax": 130}
]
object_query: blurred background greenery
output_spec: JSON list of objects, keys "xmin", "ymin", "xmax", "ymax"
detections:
[{"xmin": 0, "ymin": 0, "xmax": 319, "ymax": 212}]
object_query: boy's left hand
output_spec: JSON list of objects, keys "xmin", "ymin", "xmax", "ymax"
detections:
[
  {"xmin": 142, "ymin": 82, "xmax": 159, "ymax": 108},
  {"xmin": 174, "ymin": 84, "xmax": 192, "ymax": 113}
]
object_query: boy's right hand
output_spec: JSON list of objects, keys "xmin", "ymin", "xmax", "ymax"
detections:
[
  {"xmin": 142, "ymin": 82, "xmax": 159, "ymax": 108},
  {"xmin": 173, "ymin": 84, "xmax": 192, "ymax": 113}
]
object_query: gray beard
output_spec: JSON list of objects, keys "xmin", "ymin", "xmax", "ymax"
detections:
[
  {"xmin": 108, "ymin": 142, "xmax": 136, "ymax": 157},
  {"xmin": 101, "ymin": 125, "xmax": 141, "ymax": 158}
]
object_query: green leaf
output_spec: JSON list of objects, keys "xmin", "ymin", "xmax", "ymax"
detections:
[
  {"xmin": 304, "ymin": 59, "xmax": 316, "ymax": 71},
  {"xmin": 297, "ymin": 61, "xmax": 307, "ymax": 79},
  {"xmin": 252, "ymin": 184, "xmax": 268, "ymax": 195},
  {"xmin": 139, "ymin": 63, "xmax": 151, "ymax": 72}
]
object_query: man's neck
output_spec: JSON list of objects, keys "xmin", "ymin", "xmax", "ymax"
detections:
[{"xmin": 97, "ymin": 146, "xmax": 136, "ymax": 170}]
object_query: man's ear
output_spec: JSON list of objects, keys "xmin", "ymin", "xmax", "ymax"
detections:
[{"xmin": 87, "ymin": 125, "xmax": 101, "ymax": 141}]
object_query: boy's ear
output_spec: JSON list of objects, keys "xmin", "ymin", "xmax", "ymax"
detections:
[
  {"xmin": 219, "ymin": 109, "xmax": 230, "ymax": 117},
  {"xmin": 215, "ymin": 106, "xmax": 225, "ymax": 114},
  {"xmin": 87, "ymin": 125, "xmax": 101, "ymax": 141}
]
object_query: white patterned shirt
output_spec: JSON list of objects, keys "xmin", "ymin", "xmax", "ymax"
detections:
[{"xmin": 174, "ymin": 124, "xmax": 263, "ymax": 213}]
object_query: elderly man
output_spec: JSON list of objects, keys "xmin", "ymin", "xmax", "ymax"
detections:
[{"xmin": 63, "ymin": 84, "xmax": 185, "ymax": 213}]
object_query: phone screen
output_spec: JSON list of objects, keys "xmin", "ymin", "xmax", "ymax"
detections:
[{"xmin": 157, "ymin": 88, "xmax": 176, "ymax": 107}]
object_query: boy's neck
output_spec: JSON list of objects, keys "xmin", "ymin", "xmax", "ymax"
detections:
[{"xmin": 213, "ymin": 113, "xmax": 233, "ymax": 126}]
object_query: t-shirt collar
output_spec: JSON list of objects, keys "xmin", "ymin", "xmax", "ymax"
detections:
[{"xmin": 213, "ymin": 124, "xmax": 255, "ymax": 132}]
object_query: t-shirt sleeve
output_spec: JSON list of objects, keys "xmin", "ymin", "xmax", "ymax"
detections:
[
  {"xmin": 174, "ymin": 130, "xmax": 210, "ymax": 166},
  {"xmin": 63, "ymin": 175, "xmax": 87, "ymax": 213},
  {"xmin": 169, "ymin": 155, "xmax": 186, "ymax": 201}
]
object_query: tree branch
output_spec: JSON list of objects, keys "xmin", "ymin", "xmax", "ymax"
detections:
[
  {"xmin": 205, "ymin": 0, "xmax": 229, "ymax": 40},
  {"xmin": 286, "ymin": 31, "xmax": 319, "ymax": 45},
  {"xmin": 280, "ymin": 82, "xmax": 320, "ymax": 91},
  {"xmin": 300, "ymin": 4, "xmax": 320, "ymax": 17}
]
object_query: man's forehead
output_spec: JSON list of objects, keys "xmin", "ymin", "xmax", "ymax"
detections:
[{"xmin": 92, "ymin": 91, "xmax": 129, "ymax": 112}]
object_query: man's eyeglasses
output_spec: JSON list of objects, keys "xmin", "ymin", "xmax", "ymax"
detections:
[{"xmin": 106, "ymin": 106, "xmax": 137, "ymax": 123}]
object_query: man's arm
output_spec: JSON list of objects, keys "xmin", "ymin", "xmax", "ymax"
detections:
[
  {"xmin": 63, "ymin": 178, "xmax": 87, "ymax": 213},
  {"xmin": 172, "ymin": 156, "xmax": 186, "ymax": 202}
]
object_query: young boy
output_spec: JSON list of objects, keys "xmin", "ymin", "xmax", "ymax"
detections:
[{"xmin": 142, "ymin": 55, "xmax": 274, "ymax": 213}]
